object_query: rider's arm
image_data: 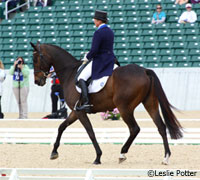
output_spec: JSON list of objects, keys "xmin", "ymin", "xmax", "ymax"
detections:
[{"xmin": 86, "ymin": 31, "xmax": 102, "ymax": 60}]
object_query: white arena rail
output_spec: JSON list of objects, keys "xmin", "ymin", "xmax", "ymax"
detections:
[
  {"xmin": 0, "ymin": 168, "xmax": 199, "ymax": 180},
  {"xmin": 0, "ymin": 128, "xmax": 200, "ymax": 145}
]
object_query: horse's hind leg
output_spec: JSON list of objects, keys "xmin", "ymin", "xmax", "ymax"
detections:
[
  {"xmin": 143, "ymin": 93, "xmax": 171, "ymax": 165},
  {"xmin": 118, "ymin": 107, "xmax": 140, "ymax": 163},
  {"xmin": 50, "ymin": 111, "xmax": 78, "ymax": 160}
]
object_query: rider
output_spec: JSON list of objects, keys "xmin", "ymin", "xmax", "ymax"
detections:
[{"xmin": 76, "ymin": 10, "xmax": 116, "ymax": 112}]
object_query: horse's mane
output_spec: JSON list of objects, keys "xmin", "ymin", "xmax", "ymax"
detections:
[{"xmin": 44, "ymin": 43, "xmax": 82, "ymax": 68}]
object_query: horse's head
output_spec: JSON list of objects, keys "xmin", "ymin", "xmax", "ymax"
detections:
[{"xmin": 30, "ymin": 41, "xmax": 51, "ymax": 86}]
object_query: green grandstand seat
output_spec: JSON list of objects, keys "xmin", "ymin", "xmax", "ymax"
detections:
[
  {"xmin": 139, "ymin": 4, "xmax": 153, "ymax": 10},
  {"xmin": 14, "ymin": 18, "xmax": 28, "ymax": 25},
  {"xmin": 160, "ymin": 49, "xmax": 174, "ymax": 56},
  {"xmin": 128, "ymin": 36, "xmax": 142, "ymax": 42},
  {"xmin": 42, "ymin": 24, "xmax": 57, "ymax": 31},
  {"xmin": 140, "ymin": 16, "xmax": 151, "ymax": 23},
  {"xmin": 187, "ymin": 42, "xmax": 199, "ymax": 49},
  {"xmin": 16, "ymin": 25, "xmax": 27, "ymax": 31},
  {"xmin": 145, "ymin": 49, "xmax": 159, "ymax": 56},
  {"xmin": 27, "ymin": 31, "xmax": 44, "ymax": 38},
  {"xmin": 15, "ymin": 31, "xmax": 27, "ymax": 37},
  {"xmin": 167, "ymin": 16, "xmax": 179, "ymax": 23},
  {"xmin": 59, "ymin": 30, "xmax": 72, "ymax": 37},
  {"xmin": 157, "ymin": 36, "xmax": 171, "ymax": 42},
  {"xmin": 130, "ymin": 42, "xmax": 144, "ymax": 49},
  {"xmin": 57, "ymin": 24, "xmax": 70, "ymax": 30},
  {"xmin": 172, "ymin": 42, "xmax": 187, "ymax": 49},
  {"xmin": 143, "ymin": 36, "xmax": 156, "ymax": 42},
  {"xmin": 160, "ymin": 56, "xmax": 176, "ymax": 63},
  {"xmin": 44, "ymin": 31, "xmax": 59, "ymax": 38},
  {"xmin": 175, "ymin": 56, "xmax": 190, "ymax": 62},
  {"xmin": 28, "ymin": 18, "xmax": 41, "ymax": 25},
  {"xmin": 41, "ymin": 18, "xmax": 55, "ymax": 25},
  {"xmin": 191, "ymin": 56, "xmax": 200, "ymax": 62},
  {"xmin": 169, "ymin": 23, "xmax": 181, "ymax": 29},
  {"xmin": 131, "ymin": 56, "xmax": 144, "ymax": 63},
  {"xmin": 143, "ymin": 56, "xmax": 161, "ymax": 63},
  {"xmin": 158, "ymin": 42, "xmax": 171, "ymax": 49},
  {"xmin": 2, "ymin": 31, "xmax": 13, "ymax": 37},
  {"xmin": 189, "ymin": 49, "xmax": 200, "ymax": 56},
  {"xmin": 28, "ymin": 6, "xmax": 42, "ymax": 13},
  {"xmin": 170, "ymin": 35, "xmax": 186, "ymax": 42},
  {"xmin": 143, "ymin": 42, "xmax": 157, "ymax": 49},
  {"xmin": 177, "ymin": 62, "xmax": 192, "ymax": 67},
  {"xmin": 185, "ymin": 28, "xmax": 199, "ymax": 35},
  {"xmin": 147, "ymin": 63, "xmax": 162, "ymax": 68},
  {"xmin": 192, "ymin": 62, "xmax": 200, "ymax": 67},
  {"xmin": 174, "ymin": 49, "xmax": 188, "ymax": 56},
  {"xmin": 156, "ymin": 29, "xmax": 169, "ymax": 36},
  {"xmin": 186, "ymin": 35, "xmax": 200, "ymax": 42},
  {"xmin": 170, "ymin": 29, "xmax": 184, "ymax": 35},
  {"xmin": 162, "ymin": 62, "xmax": 177, "ymax": 67},
  {"xmin": 55, "ymin": 6, "xmax": 68, "ymax": 12},
  {"xmin": 1, "ymin": 24, "xmax": 14, "ymax": 31},
  {"xmin": 131, "ymin": 49, "xmax": 145, "ymax": 56}
]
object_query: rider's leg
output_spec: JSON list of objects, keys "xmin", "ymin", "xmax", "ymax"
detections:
[{"xmin": 76, "ymin": 61, "xmax": 92, "ymax": 112}]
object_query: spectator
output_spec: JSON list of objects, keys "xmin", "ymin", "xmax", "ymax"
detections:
[
  {"xmin": 49, "ymin": 67, "xmax": 65, "ymax": 114},
  {"xmin": 151, "ymin": 4, "xmax": 166, "ymax": 24},
  {"xmin": 0, "ymin": 60, "xmax": 6, "ymax": 118},
  {"xmin": 175, "ymin": 0, "xmax": 188, "ymax": 5},
  {"xmin": 9, "ymin": 57, "xmax": 30, "ymax": 119},
  {"xmin": 32, "ymin": 0, "xmax": 51, "ymax": 7},
  {"xmin": 190, "ymin": 0, "xmax": 200, "ymax": 3},
  {"xmin": 178, "ymin": 3, "xmax": 197, "ymax": 23}
]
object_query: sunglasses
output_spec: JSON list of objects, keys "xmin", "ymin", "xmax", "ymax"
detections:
[
  {"xmin": 186, "ymin": 7, "xmax": 192, "ymax": 8},
  {"xmin": 157, "ymin": 7, "xmax": 162, "ymax": 9}
]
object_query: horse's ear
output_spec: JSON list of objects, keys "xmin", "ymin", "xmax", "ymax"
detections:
[
  {"xmin": 30, "ymin": 42, "xmax": 37, "ymax": 51},
  {"xmin": 37, "ymin": 40, "xmax": 40, "ymax": 46}
]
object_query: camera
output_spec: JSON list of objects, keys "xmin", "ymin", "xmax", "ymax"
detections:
[{"xmin": 17, "ymin": 60, "xmax": 22, "ymax": 65}]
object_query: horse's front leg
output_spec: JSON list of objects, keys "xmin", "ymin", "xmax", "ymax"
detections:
[
  {"xmin": 50, "ymin": 111, "xmax": 78, "ymax": 160},
  {"xmin": 77, "ymin": 112, "xmax": 102, "ymax": 164}
]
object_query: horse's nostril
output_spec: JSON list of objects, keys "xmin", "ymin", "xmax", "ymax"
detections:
[{"xmin": 35, "ymin": 80, "xmax": 39, "ymax": 84}]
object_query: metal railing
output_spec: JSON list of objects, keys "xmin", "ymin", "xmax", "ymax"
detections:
[{"xmin": 5, "ymin": 0, "xmax": 30, "ymax": 19}]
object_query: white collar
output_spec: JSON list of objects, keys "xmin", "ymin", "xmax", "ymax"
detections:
[{"xmin": 98, "ymin": 23, "xmax": 105, "ymax": 29}]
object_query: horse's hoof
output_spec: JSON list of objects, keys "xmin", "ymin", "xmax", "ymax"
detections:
[
  {"xmin": 93, "ymin": 160, "xmax": 101, "ymax": 165},
  {"xmin": 119, "ymin": 153, "xmax": 127, "ymax": 164},
  {"xmin": 50, "ymin": 152, "xmax": 59, "ymax": 160},
  {"xmin": 161, "ymin": 160, "xmax": 169, "ymax": 165},
  {"xmin": 119, "ymin": 157, "xmax": 127, "ymax": 164}
]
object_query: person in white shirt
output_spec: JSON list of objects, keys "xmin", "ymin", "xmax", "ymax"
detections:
[
  {"xmin": 178, "ymin": 3, "xmax": 197, "ymax": 23},
  {"xmin": 0, "ymin": 60, "xmax": 6, "ymax": 118}
]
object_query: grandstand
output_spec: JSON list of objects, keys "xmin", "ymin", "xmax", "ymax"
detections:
[{"xmin": 0, "ymin": 0, "xmax": 200, "ymax": 69}]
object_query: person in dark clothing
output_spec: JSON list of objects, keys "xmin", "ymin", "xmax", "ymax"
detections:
[{"xmin": 76, "ymin": 10, "xmax": 116, "ymax": 112}]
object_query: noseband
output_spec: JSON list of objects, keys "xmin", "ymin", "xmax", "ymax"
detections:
[{"xmin": 33, "ymin": 44, "xmax": 50, "ymax": 77}]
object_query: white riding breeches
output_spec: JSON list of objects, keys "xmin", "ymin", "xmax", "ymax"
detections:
[{"xmin": 77, "ymin": 61, "xmax": 93, "ymax": 81}]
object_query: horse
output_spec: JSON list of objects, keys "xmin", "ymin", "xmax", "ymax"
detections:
[{"xmin": 30, "ymin": 41, "xmax": 182, "ymax": 165}]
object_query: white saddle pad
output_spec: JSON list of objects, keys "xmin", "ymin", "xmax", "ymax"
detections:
[{"xmin": 76, "ymin": 64, "xmax": 118, "ymax": 94}]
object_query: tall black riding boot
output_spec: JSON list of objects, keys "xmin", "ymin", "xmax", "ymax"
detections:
[{"xmin": 76, "ymin": 79, "xmax": 91, "ymax": 112}]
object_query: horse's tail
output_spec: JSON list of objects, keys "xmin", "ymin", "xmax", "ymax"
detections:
[{"xmin": 145, "ymin": 69, "xmax": 183, "ymax": 139}]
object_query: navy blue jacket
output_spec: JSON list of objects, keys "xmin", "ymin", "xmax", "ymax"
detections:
[{"xmin": 87, "ymin": 25, "xmax": 115, "ymax": 80}]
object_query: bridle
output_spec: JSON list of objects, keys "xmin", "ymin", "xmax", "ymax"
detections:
[{"xmin": 33, "ymin": 43, "xmax": 50, "ymax": 77}]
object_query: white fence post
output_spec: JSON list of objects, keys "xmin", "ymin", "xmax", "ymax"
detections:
[
  {"xmin": 85, "ymin": 169, "xmax": 94, "ymax": 180},
  {"xmin": 9, "ymin": 169, "xmax": 19, "ymax": 180}
]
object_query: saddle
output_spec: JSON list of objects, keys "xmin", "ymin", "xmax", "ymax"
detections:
[{"xmin": 75, "ymin": 61, "xmax": 118, "ymax": 94}]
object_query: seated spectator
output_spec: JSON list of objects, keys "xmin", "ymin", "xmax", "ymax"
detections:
[
  {"xmin": 175, "ymin": 0, "xmax": 188, "ymax": 5},
  {"xmin": 190, "ymin": 0, "xmax": 200, "ymax": 3},
  {"xmin": 178, "ymin": 3, "xmax": 197, "ymax": 23},
  {"xmin": 32, "ymin": 0, "xmax": 51, "ymax": 7},
  {"xmin": 151, "ymin": 4, "xmax": 166, "ymax": 24}
]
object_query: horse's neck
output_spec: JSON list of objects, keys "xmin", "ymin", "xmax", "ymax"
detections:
[{"xmin": 46, "ymin": 45, "xmax": 81, "ymax": 85}]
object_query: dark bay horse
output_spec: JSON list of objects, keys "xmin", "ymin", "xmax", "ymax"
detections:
[{"xmin": 30, "ymin": 42, "xmax": 182, "ymax": 165}]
